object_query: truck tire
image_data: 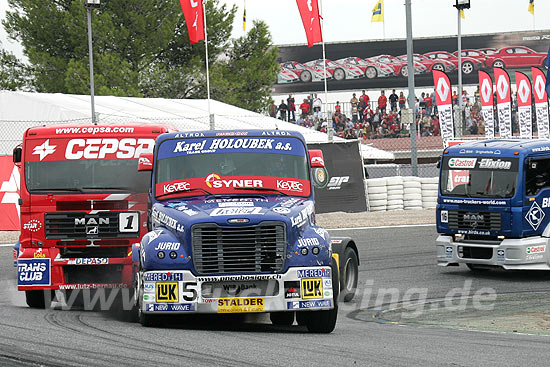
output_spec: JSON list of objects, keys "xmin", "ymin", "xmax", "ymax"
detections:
[
  {"xmin": 340, "ymin": 247, "xmax": 359, "ymax": 302},
  {"xmin": 270, "ymin": 312, "xmax": 295, "ymax": 326},
  {"xmin": 25, "ymin": 290, "xmax": 53, "ymax": 309},
  {"xmin": 305, "ymin": 259, "xmax": 338, "ymax": 333}
]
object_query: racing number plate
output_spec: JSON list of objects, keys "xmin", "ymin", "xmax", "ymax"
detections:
[
  {"xmin": 301, "ymin": 278, "xmax": 323, "ymax": 299},
  {"xmin": 156, "ymin": 282, "xmax": 179, "ymax": 303}
]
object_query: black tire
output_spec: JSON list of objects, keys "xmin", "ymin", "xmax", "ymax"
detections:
[
  {"xmin": 270, "ymin": 312, "xmax": 295, "ymax": 326},
  {"xmin": 340, "ymin": 247, "xmax": 359, "ymax": 303},
  {"xmin": 462, "ymin": 61, "xmax": 474, "ymax": 74},
  {"xmin": 25, "ymin": 290, "xmax": 53, "ymax": 309},
  {"xmin": 466, "ymin": 263, "xmax": 490, "ymax": 272},
  {"xmin": 492, "ymin": 60, "xmax": 505, "ymax": 69},
  {"xmin": 432, "ymin": 63, "xmax": 445, "ymax": 72},
  {"xmin": 365, "ymin": 66, "xmax": 378, "ymax": 79},
  {"xmin": 296, "ymin": 311, "xmax": 308, "ymax": 326},
  {"xmin": 400, "ymin": 66, "xmax": 408, "ymax": 77},
  {"xmin": 300, "ymin": 70, "xmax": 312, "ymax": 83},
  {"xmin": 305, "ymin": 259, "xmax": 338, "ymax": 333},
  {"xmin": 333, "ymin": 68, "xmax": 345, "ymax": 81}
]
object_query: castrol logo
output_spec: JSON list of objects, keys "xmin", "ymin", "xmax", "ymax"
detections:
[{"xmin": 448, "ymin": 158, "xmax": 477, "ymax": 169}]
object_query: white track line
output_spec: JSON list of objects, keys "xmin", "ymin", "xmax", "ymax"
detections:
[{"xmin": 327, "ymin": 223, "xmax": 435, "ymax": 231}]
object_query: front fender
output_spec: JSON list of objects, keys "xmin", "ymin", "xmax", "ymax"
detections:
[{"xmin": 140, "ymin": 228, "xmax": 191, "ymax": 270}]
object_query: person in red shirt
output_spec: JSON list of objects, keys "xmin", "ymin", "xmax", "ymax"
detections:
[
  {"xmin": 424, "ymin": 94, "xmax": 432, "ymax": 116},
  {"xmin": 360, "ymin": 90, "xmax": 370, "ymax": 106},
  {"xmin": 299, "ymin": 99, "xmax": 310, "ymax": 118},
  {"xmin": 335, "ymin": 101, "xmax": 342, "ymax": 114},
  {"xmin": 378, "ymin": 90, "xmax": 387, "ymax": 113}
]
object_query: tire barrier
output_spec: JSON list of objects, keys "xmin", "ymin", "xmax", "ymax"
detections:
[{"xmin": 365, "ymin": 176, "xmax": 439, "ymax": 211}]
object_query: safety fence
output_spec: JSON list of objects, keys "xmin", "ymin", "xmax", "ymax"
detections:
[{"xmin": 364, "ymin": 176, "xmax": 438, "ymax": 212}]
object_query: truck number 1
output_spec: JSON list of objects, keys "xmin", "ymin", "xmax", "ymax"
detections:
[{"xmin": 119, "ymin": 213, "xmax": 139, "ymax": 232}]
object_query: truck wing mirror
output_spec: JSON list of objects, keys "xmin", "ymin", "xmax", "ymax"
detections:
[
  {"xmin": 13, "ymin": 146, "xmax": 22, "ymax": 163},
  {"xmin": 308, "ymin": 149, "xmax": 325, "ymax": 168},
  {"xmin": 137, "ymin": 153, "xmax": 154, "ymax": 171}
]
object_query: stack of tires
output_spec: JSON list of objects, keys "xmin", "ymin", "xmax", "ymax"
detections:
[
  {"xmin": 402, "ymin": 176, "xmax": 423, "ymax": 210},
  {"xmin": 421, "ymin": 177, "xmax": 439, "ymax": 209},
  {"xmin": 365, "ymin": 178, "xmax": 387, "ymax": 212},
  {"xmin": 386, "ymin": 176, "xmax": 404, "ymax": 210}
]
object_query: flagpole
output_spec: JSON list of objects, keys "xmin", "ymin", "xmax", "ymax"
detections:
[
  {"xmin": 203, "ymin": 0, "xmax": 213, "ymax": 129},
  {"xmin": 319, "ymin": 0, "xmax": 332, "ymax": 142}
]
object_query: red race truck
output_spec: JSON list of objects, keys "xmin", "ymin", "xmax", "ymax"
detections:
[{"xmin": 13, "ymin": 123, "xmax": 171, "ymax": 308}]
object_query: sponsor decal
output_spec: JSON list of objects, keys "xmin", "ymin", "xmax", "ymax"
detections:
[
  {"xmin": 261, "ymin": 131, "xmax": 291, "ymax": 136},
  {"xmin": 173, "ymin": 138, "xmax": 292, "ymax": 154},
  {"xmin": 218, "ymin": 201, "xmax": 254, "ymax": 207},
  {"xmin": 67, "ymin": 258, "xmax": 108, "ymax": 265},
  {"xmin": 526, "ymin": 201, "xmax": 545, "ymax": 231},
  {"xmin": 144, "ymin": 272, "xmax": 185, "ymax": 282},
  {"xmin": 201, "ymin": 298, "xmax": 217, "ymax": 303},
  {"xmin": 65, "ymin": 138, "xmax": 155, "ymax": 160},
  {"xmin": 526, "ymin": 245, "xmax": 546, "ymax": 254},
  {"xmin": 196, "ymin": 274, "xmax": 281, "ymax": 282},
  {"xmin": 144, "ymin": 282, "xmax": 155, "ymax": 293},
  {"xmin": 217, "ymin": 297, "xmax": 265, "ymax": 313},
  {"xmin": 154, "ymin": 242, "xmax": 181, "ymax": 251},
  {"xmin": 146, "ymin": 303, "xmax": 196, "ymax": 312},
  {"xmin": 445, "ymin": 246, "xmax": 453, "ymax": 259},
  {"xmin": 273, "ymin": 207, "xmax": 291, "ymax": 214},
  {"xmin": 297, "ymin": 268, "xmax": 331, "ymax": 279},
  {"xmin": 146, "ymin": 229, "xmax": 162, "ymax": 243},
  {"xmin": 297, "ymin": 237, "xmax": 320, "ymax": 248},
  {"xmin": 151, "ymin": 208, "xmax": 184, "ymax": 232},
  {"xmin": 478, "ymin": 158, "xmax": 512, "ymax": 170},
  {"xmin": 457, "ymin": 229, "xmax": 491, "ymax": 236},
  {"xmin": 311, "ymin": 156, "xmax": 324, "ymax": 166},
  {"xmin": 156, "ymin": 282, "xmax": 179, "ymax": 303},
  {"xmin": 330, "ymin": 239, "xmax": 343, "ymax": 244},
  {"xmin": 301, "ymin": 278, "xmax": 323, "ymax": 299},
  {"xmin": 143, "ymin": 294, "xmax": 154, "ymax": 301},
  {"xmin": 327, "ymin": 176, "xmax": 349, "ymax": 190},
  {"xmin": 497, "ymin": 249, "xmax": 505, "ymax": 262},
  {"xmin": 277, "ymin": 179, "xmax": 304, "ymax": 193},
  {"xmin": 284, "ymin": 281, "xmax": 301, "ymax": 298},
  {"xmin": 542, "ymin": 198, "xmax": 550, "ymax": 208},
  {"xmin": 174, "ymin": 132, "xmax": 205, "ymax": 138},
  {"xmin": 210, "ymin": 207, "xmax": 263, "ymax": 216},
  {"xmin": 215, "ymin": 131, "xmax": 248, "ymax": 136},
  {"xmin": 532, "ymin": 146, "xmax": 550, "ymax": 153},
  {"xmin": 58, "ymin": 283, "xmax": 128, "ymax": 289},
  {"xmin": 205, "ymin": 173, "xmax": 263, "ymax": 190},
  {"xmin": 287, "ymin": 299, "xmax": 331, "ymax": 310},
  {"xmin": 448, "ymin": 158, "xmax": 477, "ymax": 169},
  {"xmin": 323, "ymin": 279, "xmax": 332, "ymax": 289},
  {"xmin": 23, "ymin": 219, "xmax": 42, "ymax": 232},
  {"xmin": 32, "ymin": 139, "xmax": 56, "ymax": 161},
  {"xmin": 442, "ymin": 198, "xmax": 507, "ymax": 206},
  {"xmin": 279, "ymin": 198, "xmax": 302, "ymax": 208},
  {"xmin": 221, "ymin": 283, "xmax": 260, "ymax": 296},
  {"xmin": 527, "ymin": 253, "xmax": 544, "ymax": 261},
  {"xmin": 205, "ymin": 198, "xmax": 268, "ymax": 203},
  {"xmin": 440, "ymin": 210, "xmax": 449, "ymax": 224},
  {"xmin": 33, "ymin": 248, "xmax": 46, "ymax": 258},
  {"xmin": 138, "ymin": 156, "xmax": 152, "ymax": 166},
  {"xmin": 313, "ymin": 228, "xmax": 328, "ymax": 240},
  {"xmin": 163, "ymin": 181, "xmax": 190, "ymax": 194},
  {"xmin": 18, "ymin": 259, "xmax": 50, "ymax": 286},
  {"xmin": 291, "ymin": 203, "xmax": 314, "ymax": 227}
]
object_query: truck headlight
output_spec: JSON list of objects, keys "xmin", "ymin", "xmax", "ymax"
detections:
[
  {"xmin": 169, "ymin": 251, "xmax": 177, "ymax": 259},
  {"xmin": 157, "ymin": 251, "xmax": 165, "ymax": 259},
  {"xmin": 300, "ymin": 248, "xmax": 308, "ymax": 256}
]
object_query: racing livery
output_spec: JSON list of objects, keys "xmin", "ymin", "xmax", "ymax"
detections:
[
  {"xmin": 133, "ymin": 130, "xmax": 358, "ymax": 333},
  {"xmin": 437, "ymin": 139, "xmax": 550, "ymax": 271},
  {"xmin": 14, "ymin": 123, "xmax": 172, "ymax": 308}
]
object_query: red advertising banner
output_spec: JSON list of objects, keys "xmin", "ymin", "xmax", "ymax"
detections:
[
  {"xmin": 0, "ymin": 156, "xmax": 20, "ymax": 231},
  {"xmin": 478, "ymin": 70, "xmax": 495, "ymax": 139},
  {"xmin": 494, "ymin": 67, "xmax": 512, "ymax": 138},
  {"xmin": 296, "ymin": 0, "xmax": 323, "ymax": 47},
  {"xmin": 532, "ymin": 67, "xmax": 550, "ymax": 139},
  {"xmin": 432, "ymin": 70, "xmax": 454, "ymax": 143},
  {"xmin": 178, "ymin": 0, "xmax": 205, "ymax": 44},
  {"xmin": 515, "ymin": 72, "xmax": 532, "ymax": 108}
]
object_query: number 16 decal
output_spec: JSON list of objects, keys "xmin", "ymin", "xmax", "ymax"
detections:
[{"xmin": 119, "ymin": 212, "xmax": 139, "ymax": 232}]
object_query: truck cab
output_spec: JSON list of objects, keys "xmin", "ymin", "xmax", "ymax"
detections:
[
  {"xmin": 133, "ymin": 130, "xmax": 356, "ymax": 333},
  {"xmin": 437, "ymin": 139, "xmax": 550, "ymax": 270}
]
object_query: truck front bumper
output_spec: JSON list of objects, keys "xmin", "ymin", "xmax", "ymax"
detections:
[
  {"xmin": 140, "ymin": 266, "xmax": 334, "ymax": 314},
  {"xmin": 436, "ymin": 235, "xmax": 550, "ymax": 270}
]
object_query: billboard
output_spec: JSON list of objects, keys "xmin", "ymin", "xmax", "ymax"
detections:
[{"xmin": 275, "ymin": 29, "xmax": 550, "ymax": 93}]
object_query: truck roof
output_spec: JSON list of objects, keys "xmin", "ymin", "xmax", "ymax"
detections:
[
  {"xmin": 158, "ymin": 130, "xmax": 307, "ymax": 142},
  {"xmin": 25, "ymin": 123, "xmax": 172, "ymax": 137},
  {"xmin": 447, "ymin": 139, "xmax": 550, "ymax": 155}
]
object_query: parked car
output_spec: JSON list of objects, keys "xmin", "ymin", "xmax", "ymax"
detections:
[
  {"xmin": 424, "ymin": 51, "xmax": 482, "ymax": 74},
  {"xmin": 280, "ymin": 61, "xmax": 332, "ymax": 82},
  {"xmin": 484, "ymin": 46, "xmax": 548, "ymax": 69},
  {"xmin": 397, "ymin": 54, "xmax": 455, "ymax": 73},
  {"xmin": 368, "ymin": 55, "xmax": 426, "ymax": 77},
  {"xmin": 335, "ymin": 57, "xmax": 394, "ymax": 79}
]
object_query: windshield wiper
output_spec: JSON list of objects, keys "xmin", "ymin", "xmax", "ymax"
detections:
[
  {"xmin": 33, "ymin": 188, "xmax": 84, "ymax": 193},
  {"xmin": 156, "ymin": 187, "xmax": 213, "ymax": 198},
  {"xmin": 238, "ymin": 187, "xmax": 289, "ymax": 196},
  {"xmin": 80, "ymin": 187, "xmax": 131, "ymax": 191}
]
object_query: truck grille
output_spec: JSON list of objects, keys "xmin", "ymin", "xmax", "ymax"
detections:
[
  {"xmin": 448, "ymin": 210, "xmax": 501, "ymax": 232},
  {"xmin": 191, "ymin": 222, "xmax": 286, "ymax": 274},
  {"xmin": 45, "ymin": 212, "xmax": 138, "ymax": 240}
]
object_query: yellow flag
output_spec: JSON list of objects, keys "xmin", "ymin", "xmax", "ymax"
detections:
[
  {"xmin": 371, "ymin": 0, "xmax": 384, "ymax": 23},
  {"xmin": 460, "ymin": 9, "xmax": 465, "ymax": 19},
  {"xmin": 243, "ymin": 1, "xmax": 246, "ymax": 31},
  {"xmin": 528, "ymin": 0, "xmax": 534, "ymax": 15}
]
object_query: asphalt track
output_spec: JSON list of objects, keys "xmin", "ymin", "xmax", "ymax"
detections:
[{"xmin": 2, "ymin": 225, "xmax": 550, "ymax": 366}]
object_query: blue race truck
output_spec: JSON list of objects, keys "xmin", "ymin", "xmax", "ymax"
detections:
[
  {"xmin": 132, "ymin": 130, "xmax": 359, "ymax": 333},
  {"xmin": 436, "ymin": 139, "xmax": 550, "ymax": 271}
]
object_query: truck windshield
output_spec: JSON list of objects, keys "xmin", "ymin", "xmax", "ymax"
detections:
[
  {"xmin": 440, "ymin": 156, "xmax": 518, "ymax": 198},
  {"xmin": 155, "ymin": 136, "xmax": 310, "ymax": 197},
  {"xmin": 25, "ymin": 160, "xmax": 148, "ymax": 193}
]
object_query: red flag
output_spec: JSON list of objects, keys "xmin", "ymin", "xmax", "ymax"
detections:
[
  {"xmin": 296, "ymin": 0, "xmax": 323, "ymax": 47},
  {"xmin": 478, "ymin": 70, "xmax": 494, "ymax": 108},
  {"xmin": 493, "ymin": 67, "xmax": 511, "ymax": 105},
  {"xmin": 531, "ymin": 67, "xmax": 548, "ymax": 104},
  {"xmin": 432, "ymin": 70, "xmax": 452, "ymax": 106},
  {"xmin": 515, "ymin": 72, "xmax": 532, "ymax": 108},
  {"xmin": 179, "ymin": 0, "xmax": 205, "ymax": 44}
]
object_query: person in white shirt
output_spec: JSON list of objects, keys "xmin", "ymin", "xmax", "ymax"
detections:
[{"xmin": 312, "ymin": 93, "xmax": 322, "ymax": 119}]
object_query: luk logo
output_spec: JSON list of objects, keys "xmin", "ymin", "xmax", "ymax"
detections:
[
  {"xmin": 32, "ymin": 140, "xmax": 56, "ymax": 161},
  {"xmin": 156, "ymin": 282, "xmax": 178, "ymax": 303},
  {"xmin": 481, "ymin": 78, "xmax": 492, "ymax": 104},
  {"xmin": 327, "ymin": 176, "xmax": 349, "ymax": 190},
  {"xmin": 277, "ymin": 180, "xmax": 303, "ymax": 192},
  {"xmin": 517, "ymin": 79, "xmax": 530, "ymax": 104},
  {"xmin": 497, "ymin": 74, "xmax": 509, "ymax": 101},
  {"xmin": 205, "ymin": 173, "xmax": 221, "ymax": 188},
  {"xmin": 436, "ymin": 76, "xmax": 450, "ymax": 103}
]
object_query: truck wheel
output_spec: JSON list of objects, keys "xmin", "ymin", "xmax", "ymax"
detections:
[
  {"xmin": 25, "ymin": 290, "xmax": 53, "ymax": 309},
  {"xmin": 340, "ymin": 247, "xmax": 359, "ymax": 303},
  {"xmin": 305, "ymin": 259, "xmax": 338, "ymax": 333},
  {"xmin": 270, "ymin": 312, "xmax": 295, "ymax": 326},
  {"xmin": 296, "ymin": 311, "xmax": 308, "ymax": 326}
]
